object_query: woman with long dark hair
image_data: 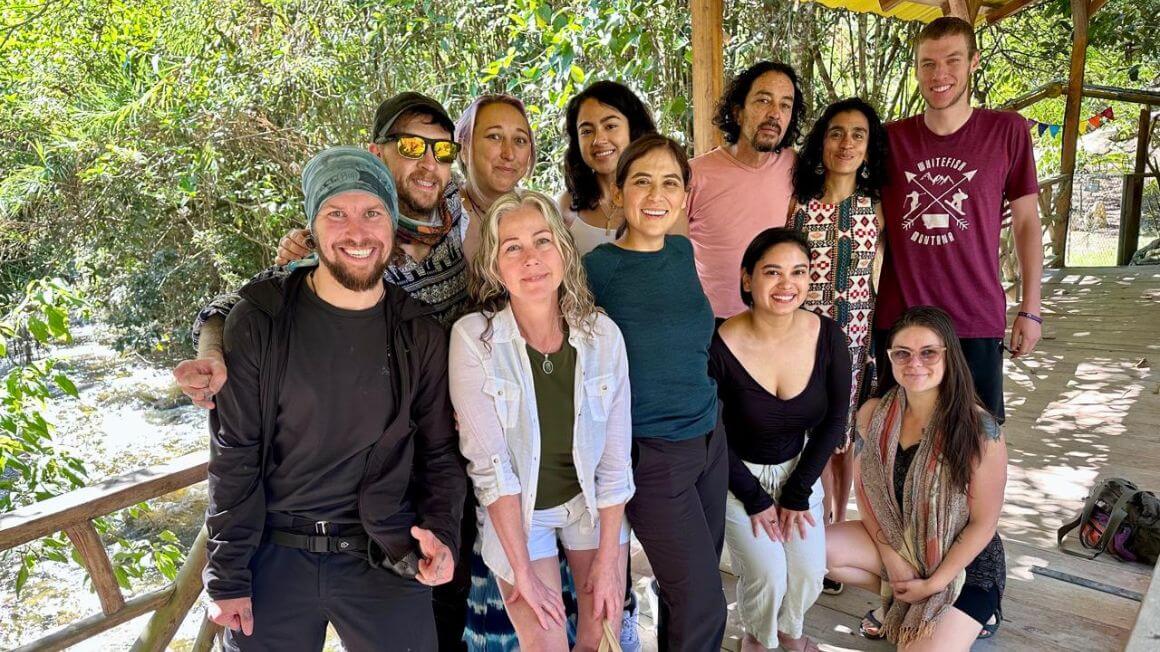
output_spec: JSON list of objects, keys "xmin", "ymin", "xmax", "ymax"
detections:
[
  {"xmin": 709, "ymin": 227, "xmax": 849, "ymax": 652},
  {"xmin": 790, "ymin": 98, "xmax": 888, "ymax": 552},
  {"xmin": 583, "ymin": 133, "xmax": 729, "ymax": 650},
  {"xmin": 559, "ymin": 80, "xmax": 657, "ymax": 255},
  {"xmin": 825, "ymin": 306, "xmax": 1007, "ymax": 650}
]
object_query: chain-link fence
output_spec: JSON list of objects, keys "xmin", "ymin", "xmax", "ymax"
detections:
[{"xmin": 1064, "ymin": 172, "xmax": 1160, "ymax": 266}]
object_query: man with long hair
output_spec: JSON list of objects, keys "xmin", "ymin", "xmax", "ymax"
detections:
[{"xmin": 675, "ymin": 61, "xmax": 806, "ymax": 320}]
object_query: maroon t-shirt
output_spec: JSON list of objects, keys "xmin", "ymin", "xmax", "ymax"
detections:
[{"xmin": 876, "ymin": 109, "xmax": 1039, "ymax": 338}]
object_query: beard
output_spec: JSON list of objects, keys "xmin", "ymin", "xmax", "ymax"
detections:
[
  {"xmin": 317, "ymin": 241, "xmax": 390, "ymax": 292},
  {"xmin": 397, "ymin": 173, "xmax": 443, "ymax": 216},
  {"xmin": 750, "ymin": 122, "xmax": 782, "ymax": 153}
]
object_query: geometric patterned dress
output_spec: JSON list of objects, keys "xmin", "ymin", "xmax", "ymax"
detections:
[{"xmin": 792, "ymin": 191, "xmax": 880, "ymax": 445}]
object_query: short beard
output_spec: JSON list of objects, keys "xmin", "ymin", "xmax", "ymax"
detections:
[
  {"xmin": 317, "ymin": 245, "xmax": 389, "ymax": 292},
  {"xmin": 397, "ymin": 189, "xmax": 438, "ymax": 218}
]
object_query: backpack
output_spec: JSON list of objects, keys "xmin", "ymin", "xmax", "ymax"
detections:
[{"xmin": 1057, "ymin": 477, "xmax": 1160, "ymax": 565}]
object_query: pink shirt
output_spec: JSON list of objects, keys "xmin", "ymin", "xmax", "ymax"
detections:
[
  {"xmin": 686, "ymin": 146, "xmax": 795, "ymax": 318},
  {"xmin": 876, "ymin": 109, "xmax": 1039, "ymax": 338}
]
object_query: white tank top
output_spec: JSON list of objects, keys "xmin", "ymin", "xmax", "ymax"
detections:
[{"xmin": 566, "ymin": 206, "xmax": 621, "ymax": 255}]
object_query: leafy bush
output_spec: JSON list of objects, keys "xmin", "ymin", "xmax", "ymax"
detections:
[{"xmin": 0, "ymin": 278, "xmax": 185, "ymax": 594}]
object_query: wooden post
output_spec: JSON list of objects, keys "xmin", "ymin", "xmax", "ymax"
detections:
[
  {"xmin": 1118, "ymin": 107, "xmax": 1154, "ymax": 265},
  {"xmin": 192, "ymin": 614, "xmax": 222, "ymax": 652},
  {"xmin": 63, "ymin": 522, "xmax": 125, "ymax": 616},
  {"xmin": 1053, "ymin": 0, "xmax": 1090, "ymax": 266},
  {"xmin": 131, "ymin": 527, "xmax": 210, "ymax": 652},
  {"xmin": 945, "ymin": 0, "xmax": 982, "ymax": 22},
  {"xmin": 691, "ymin": 0, "xmax": 723, "ymax": 156}
]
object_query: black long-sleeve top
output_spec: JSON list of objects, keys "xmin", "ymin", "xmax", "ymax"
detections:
[{"xmin": 708, "ymin": 313, "xmax": 851, "ymax": 513}]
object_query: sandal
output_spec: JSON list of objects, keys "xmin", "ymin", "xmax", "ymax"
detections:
[
  {"xmin": 822, "ymin": 577, "xmax": 844, "ymax": 595},
  {"xmin": 977, "ymin": 610, "xmax": 1001, "ymax": 639},
  {"xmin": 860, "ymin": 608, "xmax": 886, "ymax": 640}
]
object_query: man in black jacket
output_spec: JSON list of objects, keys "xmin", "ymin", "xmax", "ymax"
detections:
[{"xmin": 204, "ymin": 146, "xmax": 464, "ymax": 651}]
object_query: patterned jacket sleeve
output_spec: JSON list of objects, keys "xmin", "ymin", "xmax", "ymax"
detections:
[{"xmin": 191, "ymin": 266, "xmax": 289, "ymax": 347}]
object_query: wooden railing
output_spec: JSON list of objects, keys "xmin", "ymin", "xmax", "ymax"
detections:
[
  {"xmin": 999, "ymin": 174, "xmax": 1068, "ymax": 300},
  {"xmin": 0, "ymin": 451, "xmax": 222, "ymax": 651}
]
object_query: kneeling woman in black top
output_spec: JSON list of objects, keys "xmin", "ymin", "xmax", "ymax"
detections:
[{"xmin": 708, "ymin": 228, "xmax": 850, "ymax": 652}]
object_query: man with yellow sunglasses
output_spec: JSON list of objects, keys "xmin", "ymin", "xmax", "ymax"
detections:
[{"xmin": 176, "ymin": 93, "xmax": 476, "ymax": 648}]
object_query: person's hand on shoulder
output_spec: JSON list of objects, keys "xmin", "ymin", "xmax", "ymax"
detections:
[{"xmin": 274, "ymin": 228, "xmax": 314, "ymax": 266}]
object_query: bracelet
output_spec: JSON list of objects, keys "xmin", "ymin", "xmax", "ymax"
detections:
[{"xmin": 1017, "ymin": 311, "xmax": 1043, "ymax": 324}]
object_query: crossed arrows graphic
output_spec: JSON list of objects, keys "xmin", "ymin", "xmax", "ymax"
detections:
[{"xmin": 901, "ymin": 169, "xmax": 978, "ymax": 231}]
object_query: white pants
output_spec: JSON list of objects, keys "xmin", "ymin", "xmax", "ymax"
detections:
[{"xmin": 724, "ymin": 456, "xmax": 826, "ymax": 647}]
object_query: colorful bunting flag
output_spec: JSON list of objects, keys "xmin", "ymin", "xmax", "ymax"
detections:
[{"xmin": 1023, "ymin": 106, "xmax": 1116, "ymax": 139}]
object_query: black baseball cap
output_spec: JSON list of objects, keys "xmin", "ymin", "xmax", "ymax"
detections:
[{"xmin": 372, "ymin": 92, "xmax": 455, "ymax": 143}]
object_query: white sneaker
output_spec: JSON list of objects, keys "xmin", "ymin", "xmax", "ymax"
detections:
[{"xmin": 620, "ymin": 607, "xmax": 642, "ymax": 652}]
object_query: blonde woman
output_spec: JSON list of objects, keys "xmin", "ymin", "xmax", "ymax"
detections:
[{"xmin": 449, "ymin": 190, "xmax": 634, "ymax": 651}]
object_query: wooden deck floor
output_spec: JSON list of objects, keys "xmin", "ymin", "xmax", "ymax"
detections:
[{"xmin": 630, "ymin": 267, "xmax": 1160, "ymax": 651}]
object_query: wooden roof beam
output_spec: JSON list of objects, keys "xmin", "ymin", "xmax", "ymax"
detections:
[
  {"xmin": 985, "ymin": 0, "xmax": 1039, "ymax": 23},
  {"xmin": 879, "ymin": 0, "xmax": 908, "ymax": 10},
  {"xmin": 944, "ymin": 0, "xmax": 982, "ymax": 22}
]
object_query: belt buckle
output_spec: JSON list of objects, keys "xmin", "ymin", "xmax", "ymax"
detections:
[{"xmin": 308, "ymin": 521, "xmax": 332, "ymax": 553}]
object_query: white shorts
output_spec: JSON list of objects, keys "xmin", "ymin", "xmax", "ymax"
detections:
[{"xmin": 527, "ymin": 493, "xmax": 630, "ymax": 561}]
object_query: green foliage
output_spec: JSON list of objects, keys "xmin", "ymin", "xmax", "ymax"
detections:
[
  {"xmin": 0, "ymin": 279, "xmax": 89, "ymax": 515},
  {"xmin": 0, "ymin": 278, "xmax": 186, "ymax": 595},
  {"xmin": 0, "ymin": 0, "xmax": 1157, "ymax": 360}
]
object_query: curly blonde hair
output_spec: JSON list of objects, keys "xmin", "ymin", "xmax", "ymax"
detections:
[{"xmin": 468, "ymin": 189, "xmax": 599, "ymax": 343}]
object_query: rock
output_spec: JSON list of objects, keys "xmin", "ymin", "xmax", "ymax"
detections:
[{"xmin": 1130, "ymin": 237, "xmax": 1160, "ymax": 266}]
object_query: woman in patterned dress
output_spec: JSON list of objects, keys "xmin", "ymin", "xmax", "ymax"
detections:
[{"xmin": 789, "ymin": 98, "xmax": 888, "ymax": 562}]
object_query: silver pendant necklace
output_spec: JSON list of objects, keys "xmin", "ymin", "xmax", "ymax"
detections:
[{"xmin": 540, "ymin": 351, "xmax": 554, "ymax": 375}]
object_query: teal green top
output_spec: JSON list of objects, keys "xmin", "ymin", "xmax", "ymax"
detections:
[
  {"xmin": 583, "ymin": 235, "xmax": 718, "ymax": 441},
  {"xmin": 529, "ymin": 341, "xmax": 581, "ymax": 509}
]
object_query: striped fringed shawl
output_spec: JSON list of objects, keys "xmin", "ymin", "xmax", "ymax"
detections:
[{"xmin": 858, "ymin": 387, "xmax": 969, "ymax": 646}]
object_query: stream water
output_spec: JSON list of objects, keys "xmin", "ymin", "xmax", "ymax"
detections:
[{"xmin": 0, "ymin": 324, "xmax": 343, "ymax": 650}]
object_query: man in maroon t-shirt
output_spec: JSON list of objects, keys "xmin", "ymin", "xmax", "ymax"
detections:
[{"xmin": 875, "ymin": 17, "xmax": 1043, "ymax": 422}]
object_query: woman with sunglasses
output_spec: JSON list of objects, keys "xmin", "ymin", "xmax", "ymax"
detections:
[
  {"xmin": 709, "ymin": 228, "xmax": 849, "ymax": 652},
  {"xmin": 559, "ymin": 81, "xmax": 657, "ymax": 255},
  {"xmin": 455, "ymin": 94, "xmax": 536, "ymax": 260},
  {"xmin": 584, "ymin": 134, "xmax": 728, "ymax": 651},
  {"xmin": 450, "ymin": 190, "xmax": 632, "ymax": 652},
  {"xmin": 825, "ymin": 306, "xmax": 1007, "ymax": 649},
  {"xmin": 788, "ymin": 98, "xmax": 888, "ymax": 582}
]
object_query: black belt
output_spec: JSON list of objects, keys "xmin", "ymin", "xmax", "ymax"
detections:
[{"xmin": 266, "ymin": 528, "xmax": 369, "ymax": 554}]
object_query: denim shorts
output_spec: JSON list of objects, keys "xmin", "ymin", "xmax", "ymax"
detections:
[{"xmin": 527, "ymin": 493, "xmax": 630, "ymax": 560}]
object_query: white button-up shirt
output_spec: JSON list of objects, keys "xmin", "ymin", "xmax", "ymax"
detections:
[{"xmin": 448, "ymin": 306, "xmax": 634, "ymax": 583}]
